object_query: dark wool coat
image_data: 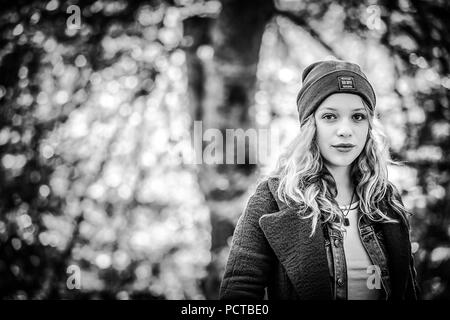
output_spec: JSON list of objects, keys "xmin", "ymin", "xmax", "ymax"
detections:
[{"xmin": 219, "ymin": 176, "xmax": 419, "ymax": 300}]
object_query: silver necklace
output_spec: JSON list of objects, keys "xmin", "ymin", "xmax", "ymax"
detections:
[{"xmin": 340, "ymin": 188, "xmax": 356, "ymax": 227}]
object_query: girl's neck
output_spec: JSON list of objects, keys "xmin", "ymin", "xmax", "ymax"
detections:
[{"xmin": 325, "ymin": 164, "xmax": 355, "ymax": 205}]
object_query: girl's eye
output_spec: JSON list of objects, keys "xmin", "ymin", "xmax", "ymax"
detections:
[
  {"xmin": 353, "ymin": 113, "xmax": 367, "ymax": 121},
  {"xmin": 322, "ymin": 114, "xmax": 336, "ymax": 120}
]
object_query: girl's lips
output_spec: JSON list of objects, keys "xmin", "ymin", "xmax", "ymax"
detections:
[{"xmin": 333, "ymin": 146, "xmax": 354, "ymax": 152}]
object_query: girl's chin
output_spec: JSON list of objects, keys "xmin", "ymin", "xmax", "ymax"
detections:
[{"xmin": 324, "ymin": 157, "xmax": 356, "ymax": 168}]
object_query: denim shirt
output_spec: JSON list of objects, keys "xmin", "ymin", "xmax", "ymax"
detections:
[{"xmin": 322, "ymin": 212, "xmax": 392, "ymax": 300}]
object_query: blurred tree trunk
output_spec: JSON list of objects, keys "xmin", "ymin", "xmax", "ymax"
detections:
[{"xmin": 184, "ymin": 0, "xmax": 275, "ymax": 299}]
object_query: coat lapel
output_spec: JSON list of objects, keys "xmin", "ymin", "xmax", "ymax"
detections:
[{"xmin": 258, "ymin": 177, "xmax": 332, "ymax": 299}]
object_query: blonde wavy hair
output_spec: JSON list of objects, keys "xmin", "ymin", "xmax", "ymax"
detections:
[{"xmin": 272, "ymin": 100, "xmax": 410, "ymax": 236}]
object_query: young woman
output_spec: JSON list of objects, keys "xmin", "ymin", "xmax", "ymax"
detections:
[{"xmin": 219, "ymin": 60, "xmax": 419, "ymax": 300}]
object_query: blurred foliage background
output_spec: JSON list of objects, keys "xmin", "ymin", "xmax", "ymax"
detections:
[{"xmin": 0, "ymin": 0, "xmax": 449, "ymax": 300}]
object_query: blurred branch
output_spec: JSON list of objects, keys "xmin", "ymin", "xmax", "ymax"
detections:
[
  {"xmin": 33, "ymin": 108, "xmax": 131, "ymax": 299},
  {"xmin": 274, "ymin": 8, "xmax": 344, "ymax": 60}
]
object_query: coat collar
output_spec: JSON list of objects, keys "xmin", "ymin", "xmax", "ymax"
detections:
[
  {"xmin": 258, "ymin": 175, "xmax": 411, "ymax": 300},
  {"xmin": 258, "ymin": 176, "xmax": 332, "ymax": 299}
]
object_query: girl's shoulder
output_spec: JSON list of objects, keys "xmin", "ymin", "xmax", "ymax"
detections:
[
  {"xmin": 254, "ymin": 175, "xmax": 301, "ymax": 212},
  {"xmin": 238, "ymin": 176, "xmax": 280, "ymax": 223},
  {"xmin": 253, "ymin": 175, "xmax": 279, "ymax": 200},
  {"xmin": 249, "ymin": 175, "xmax": 283, "ymax": 210},
  {"xmin": 380, "ymin": 181, "xmax": 412, "ymax": 228}
]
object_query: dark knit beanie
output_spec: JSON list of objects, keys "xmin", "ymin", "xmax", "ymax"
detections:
[{"xmin": 296, "ymin": 60, "xmax": 376, "ymax": 125}]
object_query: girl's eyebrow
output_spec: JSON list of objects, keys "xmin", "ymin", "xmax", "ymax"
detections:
[{"xmin": 321, "ymin": 107, "xmax": 366, "ymax": 111}]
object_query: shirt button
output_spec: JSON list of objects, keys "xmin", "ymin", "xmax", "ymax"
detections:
[
  {"xmin": 334, "ymin": 239, "xmax": 341, "ymax": 247},
  {"xmin": 337, "ymin": 278, "xmax": 344, "ymax": 287}
]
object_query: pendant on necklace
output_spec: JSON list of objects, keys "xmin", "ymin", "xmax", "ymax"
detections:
[{"xmin": 344, "ymin": 218, "xmax": 350, "ymax": 226}]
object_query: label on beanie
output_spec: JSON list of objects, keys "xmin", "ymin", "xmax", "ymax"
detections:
[{"xmin": 338, "ymin": 76, "xmax": 356, "ymax": 90}]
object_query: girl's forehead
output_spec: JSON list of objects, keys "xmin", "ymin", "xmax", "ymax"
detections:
[{"xmin": 317, "ymin": 94, "xmax": 367, "ymax": 112}]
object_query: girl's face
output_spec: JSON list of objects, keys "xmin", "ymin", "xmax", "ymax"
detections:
[{"xmin": 314, "ymin": 93, "xmax": 369, "ymax": 170}]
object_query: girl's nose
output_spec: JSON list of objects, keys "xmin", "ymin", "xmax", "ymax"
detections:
[{"xmin": 336, "ymin": 120, "xmax": 353, "ymax": 137}]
